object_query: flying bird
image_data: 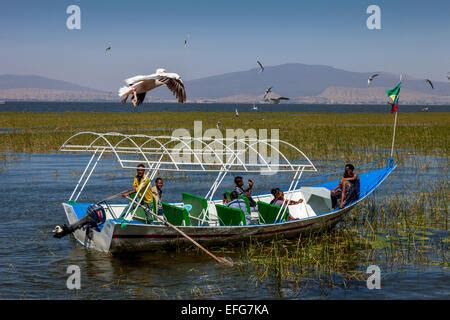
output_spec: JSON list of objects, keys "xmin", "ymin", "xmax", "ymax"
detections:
[
  {"xmin": 425, "ymin": 79, "xmax": 434, "ymax": 89},
  {"xmin": 367, "ymin": 73, "xmax": 379, "ymax": 86},
  {"xmin": 263, "ymin": 87, "xmax": 273, "ymax": 100},
  {"xmin": 118, "ymin": 68, "xmax": 186, "ymax": 107},
  {"xmin": 106, "ymin": 46, "xmax": 111, "ymax": 52},
  {"xmin": 268, "ymin": 97, "xmax": 289, "ymax": 104},
  {"xmin": 216, "ymin": 120, "xmax": 221, "ymax": 130},
  {"xmin": 235, "ymin": 108, "xmax": 239, "ymax": 117},
  {"xmin": 447, "ymin": 72, "xmax": 450, "ymax": 81},
  {"xmin": 262, "ymin": 87, "xmax": 289, "ymax": 104},
  {"xmin": 184, "ymin": 33, "xmax": 190, "ymax": 48},
  {"xmin": 257, "ymin": 61, "xmax": 264, "ymax": 73},
  {"xmin": 252, "ymin": 104, "xmax": 258, "ymax": 111}
]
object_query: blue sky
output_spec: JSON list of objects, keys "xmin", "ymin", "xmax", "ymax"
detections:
[{"xmin": 0, "ymin": 0, "xmax": 449, "ymax": 90}]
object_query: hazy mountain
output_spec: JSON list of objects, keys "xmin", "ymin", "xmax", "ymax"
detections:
[
  {"xmin": 1, "ymin": 64, "xmax": 450, "ymax": 104},
  {"xmin": 154, "ymin": 63, "xmax": 450, "ymax": 104},
  {"xmin": 0, "ymin": 74, "xmax": 102, "ymax": 92},
  {"xmin": 0, "ymin": 74, "xmax": 113, "ymax": 101}
]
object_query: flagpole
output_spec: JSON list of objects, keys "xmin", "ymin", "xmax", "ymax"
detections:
[
  {"xmin": 389, "ymin": 74, "xmax": 402, "ymax": 158},
  {"xmin": 390, "ymin": 111, "xmax": 398, "ymax": 157}
]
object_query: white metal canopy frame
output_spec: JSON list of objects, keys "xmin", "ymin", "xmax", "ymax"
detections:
[{"xmin": 60, "ymin": 132, "xmax": 317, "ymax": 221}]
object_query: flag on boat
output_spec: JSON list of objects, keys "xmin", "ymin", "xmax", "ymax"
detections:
[{"xmin": 386, "ymin": 82, "xmax": 401, "ymax": 113}]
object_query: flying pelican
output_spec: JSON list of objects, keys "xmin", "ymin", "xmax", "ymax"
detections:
[
  {"xmin": 118, "ymin": 68, "xmax": 186, "ymax": 107},
  {"xmin": 257, "ymin": 61, "xmax": 264, "ymax": 73},
  {"xmin": 252, "ymin": 104, "xmax": 258, "ymax": 111},
  {"xmin": 425, "ymin": 79, "xmax": 434, "ymax": 89},
  {"xmin": 235, "ymin": 108, "xmax": 239, "ymax": 117},
  {"xmin": 367, "ymin": 73, "xmax": 379, "ymax": 86}
]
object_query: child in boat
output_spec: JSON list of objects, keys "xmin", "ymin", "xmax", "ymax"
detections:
[
  {"xmin": 331, "ymin": 164, "xmax": 360, "ymax": 209},
  {"xmin": 234, "ymin": 176, "xmax": 257, "ymax": 209},
  {"xmin": 227, "ymin": 191, "xmax": 251, "ymax": 224}
]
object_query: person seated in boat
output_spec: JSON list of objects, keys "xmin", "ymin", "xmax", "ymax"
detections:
[
  {"xmin": 331, "ymin": 164, "xmax": 360, "ymax": 209},
  {"xmin": 152, "ymin": 177, "xmax": 163, "ymax": 215},
  {"xmin": 227, "ymin": 191, "xmax": 251, "ymax": 224},
  {"xmin": 234, "ymin": 176, "xmax": 257, "ymax": 209},
  {"xmin": 222, "ymin": 192, "xmax": 229, "ymax": 204},
  {"xmin": 270, "ymin": 189, "xmax": 303, "ymax": 221},
  {"xmin": 121, "ymin": 164, "xmax": 154, "ymax": 212},
  {"xmin": 269, "ymin": 188, "xmax": 281, "ymax": 204},
  {"xmin": 271, "ymin": 190, "xmax": 303, "ymax": 207}
]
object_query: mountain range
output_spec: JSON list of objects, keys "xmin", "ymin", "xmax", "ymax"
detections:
[{"xmin": 1, "ymin": 64, "xmax": 450, "ymax": 104}]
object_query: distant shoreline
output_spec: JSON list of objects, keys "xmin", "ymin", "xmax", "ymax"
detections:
[{"xmin": 1, "ymin": 101, "xmax": 449, "ymax": 113}]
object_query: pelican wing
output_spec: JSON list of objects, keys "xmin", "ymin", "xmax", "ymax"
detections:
[
  {"xmin": 135, "ymin": 92, "xmax": 147, "ymax": 106},
  {"xmin": 158, "ymin": 76, "xmax": 186, "ymax": 103},
  {"xmin": 425, "ymin": 79, "xmax": 434, "ymax": 89},
  {"xmin": 125, "ymin": 74, "xmax": 158, "ymax": 86}
]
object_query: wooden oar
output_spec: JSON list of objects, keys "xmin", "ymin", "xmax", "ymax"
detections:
[
  {"xmin": 97, "ymin": 190, "xmax": 130, "ymax": 203},
  {"xmin": 125, "ymin": 196, "xmax": 233, "ymax": 267}
]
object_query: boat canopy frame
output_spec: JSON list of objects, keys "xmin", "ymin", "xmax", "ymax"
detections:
[{"xmin": 60, "ymin": 132, "xmax": 317, "ymax": 222}]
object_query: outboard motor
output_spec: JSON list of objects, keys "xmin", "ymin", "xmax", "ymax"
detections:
[{"xmin": 53, "ymin": 203, "xmax": 106, "ymax": 239}]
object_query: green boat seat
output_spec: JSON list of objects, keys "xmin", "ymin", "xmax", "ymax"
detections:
[
  {"xmin": 257, "ymin": 201, "xmax": 289, "ymax": 224},
  {"xmin": 162, "ymin": 202, "xmax": 191, "ymax": 226},
  {"xmin": 215, "ymin": 204, "xmax": 247, "ymax": 226},
  {"xmin": 182, "ymin": 192, "xmax": 209, "ymax": 226}
]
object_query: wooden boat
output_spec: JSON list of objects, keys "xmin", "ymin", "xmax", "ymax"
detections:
[{"xmin": 58, "ymin": 132, "xmax": 396, "ymax": 253}]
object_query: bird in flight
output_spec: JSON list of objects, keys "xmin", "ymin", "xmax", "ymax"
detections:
[
  {"xmin": 263, "ymin": 87, "xmax": 289, "ymax": 104},
  {"xmin": 257, "ymin": 61, "xmax": 264, "ymax": 73},
  {"xmin": 263, "ymin": 87, "xmax": 273, "ymax": 100},
  {"xmin": 235, "ymin": 108, "xmax": 239, "ymax": 117},
  {"xmin": 367, "ymin": 73, "xmax": 379, "ymax": 86},
  {"xmin": 184, "ymin": 33, "xmax": 190, "ymax": 48},
  {"xmin": 118, "ymin": 68, "xmax": 186, "ymax": 107},
  {"xmin": 425, "ymin": 79, "xmax": 434, "ymax": 89}
]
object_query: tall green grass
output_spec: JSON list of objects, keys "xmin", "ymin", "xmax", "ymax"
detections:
[
  {"xmin": 238, "ymin": 181, "xmax": 449, "ymax": 290},
  {"xmin": 0, "ymin": 112, "xmax": 448, "ymax": 162}
]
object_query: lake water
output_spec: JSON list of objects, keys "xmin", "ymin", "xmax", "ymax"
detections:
[
  {"xmin": 1, "ymin": 101, "xmax": 450, "ymax": 113},
  {"xmin": 0, "ymin": 152, "xmax": 448, "ymax": 299}
]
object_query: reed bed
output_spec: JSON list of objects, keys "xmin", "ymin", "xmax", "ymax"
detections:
[
  {"xmin": 0, "ymin": 112, "xmax": 448, "ymax": 163},
  {"xmin": 238, "ymin": 181, "xmax": 449, "ymax": 290}
]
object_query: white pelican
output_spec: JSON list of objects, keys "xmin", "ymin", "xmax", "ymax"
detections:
[{"xmin": 118, "ymin": 68, "xmax": 186, "ymax": 107}]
